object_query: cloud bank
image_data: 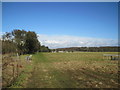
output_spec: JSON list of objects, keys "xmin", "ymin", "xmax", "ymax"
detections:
[
  {"xmin": 37, "ymin": 34, "xmax": 118, "ymax": 49},
  {"xmin": 0, "ymin": 32, "xmax": 118, "ymax": 49}
]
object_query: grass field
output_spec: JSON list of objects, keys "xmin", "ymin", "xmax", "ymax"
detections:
[{"xmin": 9, "ymin": 52, "xmax": 119, "ymax": 88}]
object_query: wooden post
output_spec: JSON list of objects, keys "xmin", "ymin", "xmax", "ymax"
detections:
[
  {"xmin": 17, "ymin": 58, "xmax": 20, "ymax": 76},
  {"xmin": 17, "ymin": 64, "xmax": 19, "ymax": 77},
  {"xmin": 13, "ymin": 64, "xmax": 15, "ymax": 79}
]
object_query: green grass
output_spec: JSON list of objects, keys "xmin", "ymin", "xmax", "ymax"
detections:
[
  {"xmin": 9, "ymin": 55, "xmax": 34, "ymax": 88},
  {"xmin": 7, "ymin": 52, "xmax": 119, "ymax": 88}
]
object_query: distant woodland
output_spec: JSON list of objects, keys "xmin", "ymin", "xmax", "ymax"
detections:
[{"xmin": 53, "ymin": 46, "xmax": 119, "ymax": 52}]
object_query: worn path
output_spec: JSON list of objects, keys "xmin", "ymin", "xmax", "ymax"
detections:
[{"xmin": 26, "ymin": 53, "xmax": 76, "ymax": 88}]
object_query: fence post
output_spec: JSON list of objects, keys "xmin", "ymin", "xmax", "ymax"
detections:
[
  {"xmin": 13, "ymin": 64, "xmax": 15, "ymax": 79},
  {"xmin": 17, "ymin": 63, "xmax": 19, "ymax": 77}
]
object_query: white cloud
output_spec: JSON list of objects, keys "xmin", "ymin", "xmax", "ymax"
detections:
[
  {"xmin": 38, "ymin": 34, "xmax": 118, "ymax": 49},
  {"xmin": 0, "ymin": 32, "xmax": 5, "ymax": 39}
]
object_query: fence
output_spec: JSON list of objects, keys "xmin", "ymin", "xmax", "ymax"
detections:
[
  {"xmin": 103, "ymin": 54, "xmax": 120, "ymax": 60},
  {"xmin": 2, "ymin": 54, "xmax": 23, "ymax": 87}
]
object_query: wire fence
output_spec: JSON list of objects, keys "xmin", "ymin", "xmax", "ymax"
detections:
[{"xmin": 2, "ymin": 54, "xmax": 23, "ymax": 87}]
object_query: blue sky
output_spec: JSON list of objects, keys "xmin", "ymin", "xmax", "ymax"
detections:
[{"xmin": 2, "ymin": 2, "xmax": 118, "ymax": 48}]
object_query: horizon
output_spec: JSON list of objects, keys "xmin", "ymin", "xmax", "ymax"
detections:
[
  {"xmin": 55, "ymin": 45, "xmax": 119, "ymax": 49},
  {"xmin": 2, "ymin": 2, "xmax": 118, "ymax": 49}
]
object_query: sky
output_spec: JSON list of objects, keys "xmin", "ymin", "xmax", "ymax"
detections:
[{"xmin": 2, "ymin": 2, "xmax": 118, "ymax": 48}]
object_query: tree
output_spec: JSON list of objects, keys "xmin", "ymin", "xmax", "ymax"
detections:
[
  {"xmin": 12, "ymin": 29, "xmax": 27, "ymax": 54},
  {"xmin": 2, "ymin": 40, "xmax": 17, "ymax": 54},
  {"xmin": 2, "ymin": 32, "xmax": 17, "ymax": 54},
  {"xmin": 2, "ymin": 29, "xmax": 52, "ymax": 54},
  {"xmin": 25, "ymin": 31, "xmax": 40, "ymax": 54},
  {"xmin": 40, "ymin": 45, "xmax": 51, "ymax": 52}
]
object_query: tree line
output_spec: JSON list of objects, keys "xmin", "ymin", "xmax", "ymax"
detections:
[
  {"xmin": 2, "ymin": 29, "xmax": 50, "ymax": 54},
  {"xmin": 54, "ymin": 46, "xmax": 119, "ymax": 52}
]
